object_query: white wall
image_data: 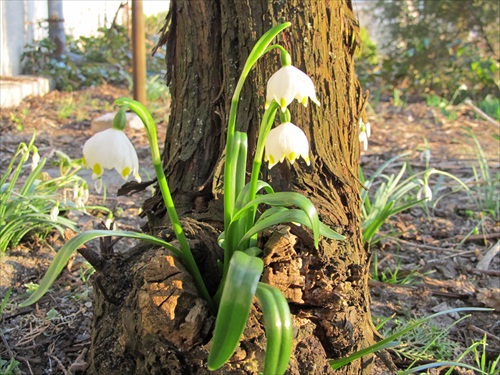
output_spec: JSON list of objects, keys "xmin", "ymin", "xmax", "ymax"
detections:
[
  {"xmin": 0, "ymin": 0, "xmax": 169, "ymax": 77},
  {"xmin": 1, "ymin": 0, "xmax": 48, "ymax": 76}
]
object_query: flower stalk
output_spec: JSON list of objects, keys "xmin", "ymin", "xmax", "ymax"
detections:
[{"xmin": 115, "ymin": 98, "xmax": 214, "ymax": 311}]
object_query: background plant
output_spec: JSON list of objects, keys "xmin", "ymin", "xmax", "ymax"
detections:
[
  {"xmin": 0, "ymin": 134, "xmax": 109, "ymax": 252},
  {"xmin": 463, "ymin": 128, "xmax": 500, "ymax": 219},
  {"xmin": 360, "ymin": 152, "xmax": 469, "ymax": 244},
  {"xmin": 358, "ymin": 0, "xmax": 499, "ymax": 101},
  {"xmin": 21, "ymin": 12, "xmax": 167, "ymax": 91}
]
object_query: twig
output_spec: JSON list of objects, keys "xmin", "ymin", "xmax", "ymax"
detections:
[
  {"xmin": 468, "ymin": 324, "xmax": 500, "ymax": 343},
  {"xmin": 368, "ymin": 280, "xmax": 469, "ymax": 300},
  {"xmin": 47, "ymin": 352, "xmax": 70, "ymax": 375},
  {"xmin": 394, "ymin": 237, "xmax": 452, "ymax": 252},
  {"xmin": 0, "ymin": 332, "xmax": 15, "ymax": 359},
  {"xmin": 470, "ymin": 268, "xmax": 500, "ymax": 277},
  {"xmin": 453, "ymin": 232, "xmax": 500, "ymax": 243},
  {"xmin": 18, "ymin": 356, "xmax": 35, "ymax": 375},
  {"xmin": 464, "ymin": 98, "xmax": 500, "ymax": 127},
  {"xmin": 1, "ymin": 307, "xmax": 33, "ymax": 321},
  {"xmin": 476, "ymin": 240, "xmax": 500, "ymax": 270}
]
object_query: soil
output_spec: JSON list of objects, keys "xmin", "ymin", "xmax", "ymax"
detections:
[{"xmin": 0, "ymin": 85, "xmax": 499, "ymax": 374}]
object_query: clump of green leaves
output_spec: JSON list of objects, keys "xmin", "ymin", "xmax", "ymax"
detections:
[
  {"xmin": 21, "ymin": 27, "xmax": 130, "ymax": 91},
  {"xmin": 382, "ymin": 317, "xmax": 462, "ymax": 362},
  {"xmin": 330, "ymin": 307, "xmax": 491, "ymax": 371},
  {"xmin": 0, "ymin": 134, "xmax": 105, "ymax": 252},
  {"xmin": 0, "ymin": 357, "xmax": 20, "ymax": 375},
  {"xmin": 360, "ymin": 153, "xmax": 468, "ymax": 243},
  {"xmin": 371, "ymin": 251, "xmax": 424, "ymax": 285},
  {"xmin": 464, "ymin": 128, "xmax": 500, "ymax": 219}
]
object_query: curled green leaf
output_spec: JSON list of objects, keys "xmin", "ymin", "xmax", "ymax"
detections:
[
  {"xmin": 208, "ymin": 251, "xmax": 264, "ymax": 371},
  {"xmin": 238, "ymin": 208, "xmax": 345, "ymax": 247},
  {"xmin": 19, "ymin": 230, "xmax": 181, "ymax": 307},
  {"xmin": 231, "ymin": 192, "xmax": 320, "ymax": 248},
  {"xmin": 256, "ymin": 283, "xmax": 293, "ymax": 375}
]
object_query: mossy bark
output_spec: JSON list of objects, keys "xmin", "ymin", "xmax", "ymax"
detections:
[{"xmin": 89, "ymin": 1, "xmax": 378, "ymax": 374}]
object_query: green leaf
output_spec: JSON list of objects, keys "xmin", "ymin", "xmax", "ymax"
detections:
[
  {"xmin": 19, "ymin": 230, "xmax": 181, "ymax": 307},
  {"xmin": 256, "ymin": 283, "xmax": 293, "ymax": 375},
  {"xmin": 329, "ymin": 307, "xmax": 492, "ymax": 370},
  {"xmin": 238, "ymin": 208, "xmax": 344, "ymax": 247},
  {"xmin": 232, "ymin": 192, "xmax": 320, "ymax": 248},
  {"xmin": 234, "ymin": 180, "xmax": 275, "ymax": 212},
  {"xmin": 242, "ymin": 23, "xmax": 291, "ymax": 76},
  {"xmin": 207, "ymin": 251, "xmax": 264, "ymax": 371},
  {"xmin": 234, "ymin": 132, "xmax": 248, "ymax": 198}
]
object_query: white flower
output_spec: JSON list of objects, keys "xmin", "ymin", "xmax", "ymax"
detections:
[
  {"xmin": 31, "ymin": 148, "xmax": 40, "ymax": 171},
  {"xmin": 74, "ymin": 184, "xmax": 89, "ymax": 209},
  {"xmin": 417, "ymin": 184, "xmax": 433, "ymax": 202},
  {"xmin": 359, "ymin": 131, "xmax": 369, "ymax": 151},
  {"xmin": 83, "ymin": 128, "xmax": 141, "ymax": 183},
  {"xmin": 459, "ymin": 84, "xmax": 468, "ymax": 91},
  {"xmin": 49, "ymin": 204, "xmax": 59, "ymax": 222},
  {"xmin": 266, "ymin": 65, "xmax": 320, "ymax": 112},
  {"xmin": 359, "ymin": 119, "xmax": 371, "ymax": 151},
  {"xmin": 264, "ymin": 122, "xmax": 310, "ymax": 169}
]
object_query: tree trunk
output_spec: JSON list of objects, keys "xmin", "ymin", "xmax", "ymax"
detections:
[{"xmin": 89, "ymin": 1, "xmax": 378, "ymax": 374}]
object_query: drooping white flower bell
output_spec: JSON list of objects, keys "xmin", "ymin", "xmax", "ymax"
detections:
[
  {"xmin": 266, "ymin": 65, "xmax": 320, "ymax": 112},
  {"xmin": 417, "ymin": 182, "xmax": 433, "ymax": 202},
  {"xmin": 83, "ymin": 128, "xmax": 140, "ymax": 182},
  {"xmin": 31, "ymin": 147, "xmax": 40, "ymax": 171},
  {"xmin": 49, "ymin": 203, "xmax": 59, "ymax": 222},
  {"xmin": 264, "ymin": 122, "xmax": 310, "ymax": 169},
  {"xmin": 83, "ymin": 110, "xmax": 141, "ymax": 185},
  {"xmin": 359, "ymin": 118, "xmax": 371, "ymax": 151}
]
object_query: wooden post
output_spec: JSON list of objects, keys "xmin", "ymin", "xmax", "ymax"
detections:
[{"xmin": 132, "ymin": 0, "xmax": 146, "ymax": 104}]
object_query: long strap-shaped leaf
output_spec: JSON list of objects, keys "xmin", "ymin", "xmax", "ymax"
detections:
[
  {"xmin": 238, "ymin": 208, "xmax": 345, "ymax": 248},
  {"xmin": 329, "ymin": 307, "xmax": 492, "ymax": 370},
  {"xmin": 232, "ymin": 192, "xmax": 320, "ymax": 248},
  {"xmin": 207, "ymin": 251, "xmax": 264, "ymax": 371},
  {"xmin": 255, "ymin": 283, "xmax": 293, "ymax": 375},
  {"xmin": 19, "ymin": 229, "xmax": 181, "ymax": 307}
]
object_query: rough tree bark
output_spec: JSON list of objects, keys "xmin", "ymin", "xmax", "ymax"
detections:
[{"xmin": 89, "ymin": 1, "xmax": 380, "ymax": 374}]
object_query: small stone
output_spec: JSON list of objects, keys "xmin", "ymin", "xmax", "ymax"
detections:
[{"xmin": 91, "ymin": 112, "xmax": 143, "ymax": 132}]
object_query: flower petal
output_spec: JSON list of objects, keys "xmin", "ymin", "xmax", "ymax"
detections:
[
  {"xmin": 266, "ymin": 66, "xmax": 319, "ymax": 111},
  {"xmin": 265, "ymin": 122, "xmax": 310, "ymax": 169},
  {"xmin": 83, "ymin": 128, "xmax": 140, "ymax": 183}
]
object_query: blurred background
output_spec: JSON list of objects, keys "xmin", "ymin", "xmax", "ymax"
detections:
[
  {"xmin": 1, "ymin": 0, "xmax": 498, "ymax": 119},
  {"xmin": 354, "ymin": 0, "xmax": 499, "ymax": 117}
]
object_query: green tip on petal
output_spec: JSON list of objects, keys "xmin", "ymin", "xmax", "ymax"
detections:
[
  {"xmin": 93, "ymin": 163, "xmax": 102, "ymax": 177},
  {"xmin": 279, "ymin": 98, "xmax": 287, "ymax": 111},
  {"xmin": 121, "ymin": 166, "xmax": 131, "ymax": 179}
]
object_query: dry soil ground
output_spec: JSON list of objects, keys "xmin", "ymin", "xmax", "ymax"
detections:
[{"xmin": 0, "ymin": 85, "xmax": 499, "ymax": 374}]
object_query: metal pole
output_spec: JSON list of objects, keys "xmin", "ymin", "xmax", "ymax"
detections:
[
  {"xmin": 132, "ymin": 0, "xmax": 146, "ymax": 104},
  {"xmin": 47, "ymin": 0, "xmax": 66, "ymax": 58}
]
